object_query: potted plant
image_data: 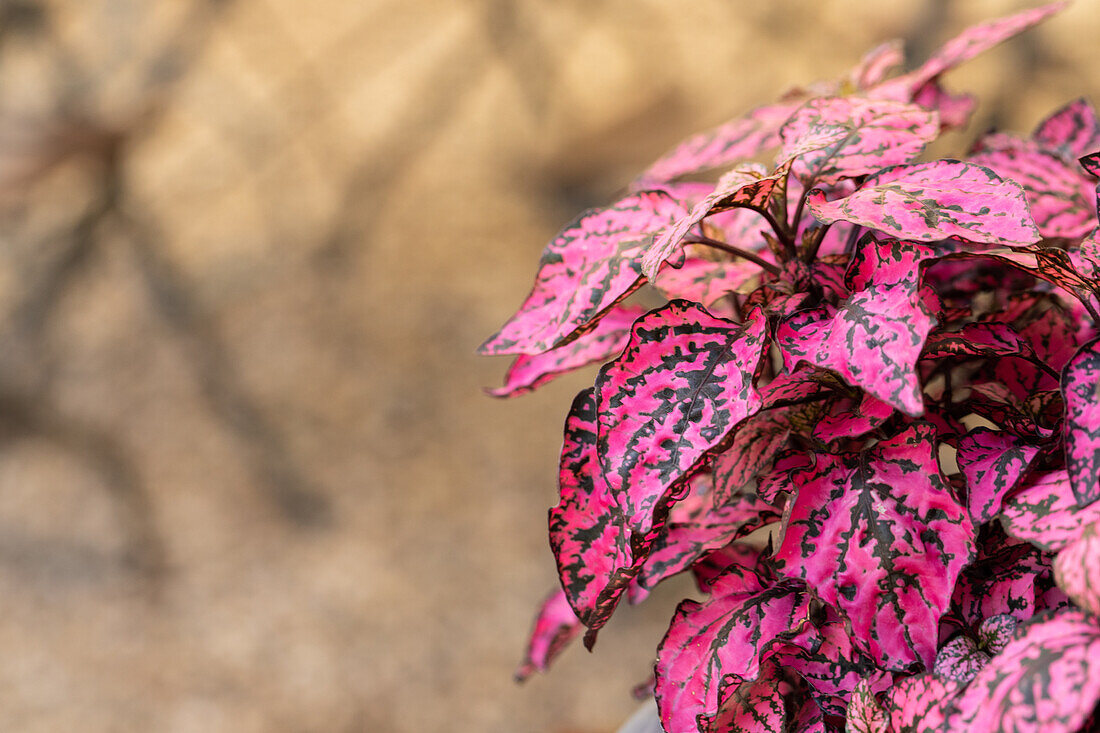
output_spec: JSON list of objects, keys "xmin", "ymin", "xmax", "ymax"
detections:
[{"xmin": 482, "ymin": 3, "xmax": 1100, "ymax": 730}]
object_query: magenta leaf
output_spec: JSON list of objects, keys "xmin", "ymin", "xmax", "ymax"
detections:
[
  {"xmin": 932, "ymin": 635, "xmax": 990, "ymax": 684},
  {"xmin": 712, "ymin": 408, "xmax": 795, "ymax": 507},
  {"xmin": 691, "ymin": 542, "xmax": 763, "ymax": 595},
  {"xmin": 978, "ymin": 614, "xmax": 1020, "ymax": 656},
  {"xmin": 778, "ymin": 97, "xmax": 938, "ymax": 186},
  {"xmin": 807, "ymin": 160, "xmax": 1041, "ymax": 246},
  {"xmin": 1062, "ymin": 336, "xmax": 1100, "ymax": 507},
  {"xmin": 970, "ymin": 139, "xmax": 1095, "ymax": 238},
  {"xmin": 653, "ymin": 257, "xmax": 766, "ymax": 307},
  {"xmin": 515, "ymin": 588, "xmax": 583, "ymax": 682},
  {"xmin": 774, "ymin": 423, "xmax": 975, "ymax": 670},
  {"xmin": 635, "ymin": 102, "xmax": 801, "ymax": 188},
  {"xmin": 950, "ymin": 609, "xmax": 1100, "ymax": 733},
  {"xmin": 480, "ymin": 191, "xmax": 686, "ymax": 355},
  {"xmin": 596, "ymin": 301, "xmax": 768, "ymax": 544},
  {"xmin": 654, "ymin": 565, "xmax": 813, "ymax": 733},
  {"xmin": 548, "ymin": 388, "xmax": 632, "ymax": 630},
  {"xmin": 810, "ymin": 392, "xmax": 894, "ymax": 444},
  {"xmin": 703, "ymin": 660, "xmax": 824, "ymax": 733},
  {"xmin": 952, "ymin": 526, "xmax": 1057, "ymax": 627},
  {"xmin": 1034, "ymin": 98, "xmax": 1100, "ymax": 159},
  {"xmin": 922, "ymin": 322, "xmax": 1036, "ymax": 361},
  {"xmin": 1053, "ymin": 519, "xmax": 1100, "ymax": 617},
  {"xmin": 489, "ymin": 306, "xmax": 643, "ymax": 397},
  {"xmin": 643, "ymin": 165, "xmax": 787, "ymax": 281},
  {"xmin": 630, "ymin": 479, "xmax": 779, "ymax": 603},
  {"xmin": 956, "ymin": 428, "xmax": 1040, "ymax": 524},
  {"xmin": 884, "ymin": 673, "xmax": 963, "ymax": 733},
  {"xmin": 999, "ymin": 470, "xmax": 1100, "ymax": 552},
  {"xmin": 776, "ymin": 239, "xmax": 939, "ymax": 416}
]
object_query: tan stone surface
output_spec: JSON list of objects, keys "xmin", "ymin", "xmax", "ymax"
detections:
[{"xmin": 0, "ymin": 1, "xmax": 1096, "ymax": 731}]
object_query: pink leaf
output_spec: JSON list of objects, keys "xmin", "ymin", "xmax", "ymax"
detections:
[
  {"xmin": 515, "ymin": 588, "xmax": 583, "ymax": 682},
  {"xmin": 999, "ymin": 470, "xmax": 1100, "ymax": 552},
  {"xmin": 1062, "ymin": 336, "xmax": 1100, "ymax": 507},
  {"xmin": 653, "ymin": 257, "xmax": 767, "ymax": 307},
  {"xmin": 480, "ymin": 191, "xmax": 686, "ymax": 355},
  {"xmin": 642, "ymin": 164, "xmax": 788, "ymax": 281},
  {"xmin": 884, "ymin": 673, "xmax": 964, "ymax": 733},
  {"xmin": 978, "ymin": 613, "xmax": 1020, "ymax": 656},
  {"xmin": 1034, "ymin": 98, "xmax": 1100, "ymax": 159},
  {"xmin": 774, "ymin": 423, "xmax": 975, "ymax": 671},
  {"xmin": 778, "ymin": 97, "xmax": 938, "ymax": 186},
  {"xmin": 912, "ymin": 79, "xmax": 976, "ymax": 130},
  {"xmin": 635, "ymin": 103, "xmax": 800, "ymax": 188},
  {"xmin": 654, "ymin": 566, "xmax": 813, "ymax": 733},
  {"xmin": 702, "ymin": 661, "xmax": 824, "ymax": 733},
  {"xmin": 489, "ymin": 306, "xmax": 644, "ymax": 397},
  {"xmin": 1053, "ymin": 520, "xmax": 1100, "ymax": 616},
  {"xmin": 951, "ymin": 609, "xmax": 1100, "ymax": 733},
  {"xmin": 848, "ymin": 39, "xmax": 905, "ymax": 90},
  {"xmin": 810, "ymin": 392, "xmax": 894, "ymax": 444},
  {"xmin": 807, "ymin": 160, "xmax": 1041, "ymax": 246},
  {"xmin": 932, "ymin": 635, "xmax": 990, "ymax": 684},
  {"xmin": 712, "ymin": 409, "xmax": 795, "ymax": 507},
  {"xmin": 846, "ymin": 677, "xmax": 890, "ymax": 733},
  {"xmin": 956, "ymin": 428, "xmax": 1041, "ymax": 524},
  {"xmin": 596, "ymin": 301, "xmax": 768, "ymax": 547},
  {"xmin": 952, "ymin": 526, "xmax": 1057, "ymax": 627},
  {"xmin": 970, "ymin": 139, "xmax": 1095, "ymax": 238},
  {"xmin": 777, "ymin": 239, "xmax": 939, "ymax": 416},
  {"xmin": 548, "ymin": 389, "xmax": 632, "ymax": 630}
]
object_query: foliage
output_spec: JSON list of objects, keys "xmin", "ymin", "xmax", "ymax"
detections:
[{"xmin": 491, "ymin": 3, "xmax": 1100, "ymax": 731}]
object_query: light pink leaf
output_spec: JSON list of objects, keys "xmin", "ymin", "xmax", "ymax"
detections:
[
  {"xmin": 956, "ymin": 428, "xmax": 1041, "ymax": 524},
  {"xmin": 933, "ymin": 635, "xmax": 990, "ymax": 684},
  {"xmin": 912, "ymin": 79, "xmax": 976, "ymax": 130},
  {"xmin": 596, "ymin": 301, "xmax": 768, "ymax": 548},
  {"xmin": 1034, "ymin": 97, "xmax": 1100, "ymax": 159},
  {"xmin": 1000, "ymin": 470, "xmax": 1100, "ymax": 552},
  {"xmin": 654, "ymin": 566, "xmax": 813, "ymax": 733},
  {"xmin": 642, "ymin": 164, "xmax": 786, "ymax": 281},
  {"xmin": 846, "ymin": 677, "xmax": 890, "ymax": 733},
  {"xmin": 950, "ymin": 609, "xmax": 1100, "ymax": 733},
  {"xmin": 1062, "ymin": 336, "xmax": 1100, "ymax": 507},
  {"xmin": 480, "ymin": 191, "xmax": 686, "ymax": 355},
  {"xmin": 778, "ymin": 97, "xmax": 938, "ymax": 186},
  {"xmin": 774, "ymin": 423, "xmax": 975, "ymax": 670},
  {"xmin": 515, "ymin": 588, "xmax": 583, "ymax": 681},
  {"xmin": 848, "ymin": 39, "xmax": 905, "ymax": 90},
  {"xmin": 808, "ymin": 160, "xmax": 1041, "ymax": 246},
  {"xmin": 1053, "ymin": 520, "xmax": 1100, "ymax": 616},
  {"xmin": 653, "ymin": 257, "xmax": 766, "ymax": 307},
  {"xmin": 635, "ymin": 102, "xmax": 801, "ymax": 188},
  {"xmin": 489, "ymin": 306, "xmax": 643, "ymax": 397},
  {"xmin": 978, "ymin": 614, "xmax": 1020, "ymax": 656},
  {"xmin": 970, "ymin": 139, "xmax": 1095, "ymax": 238}
]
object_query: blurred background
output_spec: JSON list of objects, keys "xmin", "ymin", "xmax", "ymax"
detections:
[{"xmin": 0, "ymin": 1, "xmax": 1095, "ymax": 731}]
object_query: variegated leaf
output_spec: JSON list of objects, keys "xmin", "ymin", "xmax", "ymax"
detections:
[
  {"xmin": 1062, "ymin": 336, "xmax": 1100, "ymax": 507},
  {"xmin": 956, "ymin": 428, "xmax": 1041, "ymax": 524},
  {"xmin": 653, "ymin": 257, "xmax": 766, "ymax": 307},
  {"xmin": 1000, "ymin": 470, "xmax": 1100, "ymax": 552},
  {"xmin": 1053, "ymin": 519, "xmax": 1100, "ymax": 616},
  {"xmin": 643, "ymin": 164, "xmax": 787, "ymax": 281},
  {"xmin": 548, "ymin": 389, "xmax": 632, "ymax": 630},
  {"xmin": 774, "ymin": 423, "xmax": 975, "ymax": 670},
  {"xmin": 978, "ymin": 614, "xmax": 1020, "ymax": 656},
  {"xmin": 635, "ymin": 103, "xmax": 801, "ymax": 188},
  {"xmin": 480, "ymin": 191, "xmax": 687, "ymax": 355},
  {"xmin": 807, "ymin": 160, "xmax": 1041, "ymax": 246},
  {"xmin": 950, "ymin": 609, "xmax": 1100, "ymax": 733},
  {"xmin": 970, "ymin": 138, "xmax": 1095, "ymax": 238},
  {"xmin": 703, "ymin": 660, "xmax": 823, "ymax": 733},
  {"xmin": 811, "ymin": 392, "xmax": 894, "ymax": 444},
  {"xmin": 1034, "ymin": 98, "xmax": 1100, "ymax": 160},
  {"xmin": 932, "ymin": 635, "xmax": 989, "ymax": 684},
  {"xmin": 596, "ymin": 301, "xmax": 768, "ymax": 546},
  {"xmin": 711, "ymin": 409, "xmax": 793, "ymax": 507},
  {"xmin": 515, "ymin": 588, "xmax": 583, "ymax": 682},
  {"xmin": 912, "ymin": 79, "xmax": 976, "ymax": 130},
  {"xmin": 489, "ymin": 306, "xmax": 643, "ymax": 397},
  {"xmin": 846, "ymin": 677, "xmax": 889, "ymax": 733},
  {"xmin": 778, "ymin": 97, "xmax": 938, "ymax": 186},
  {"xmin": 884, "ymin": 673, "xmax": 964, "ymax": 733},
  {"xmin": 952, "ymin": 525, "xmax": 1057, "ymax": 627},
  {"xmin": 848, "ymin": 39, "xmax": 905, "ymax": 91},
  {"xmin": 654, "ymin": 565, "xmax": 814, "ymax": 733}
]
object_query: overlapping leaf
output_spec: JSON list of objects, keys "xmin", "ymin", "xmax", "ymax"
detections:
[
  {"xmin": 703, "ymin": 661, "xmax": 823, "ymax": 733},
  {"xmin": 952, "ymin": 525, "xmax": 1056, "ymax": 627},
  {"xmin": 596, "ymin": 301, "xmax": 768, "ymax": 545},
  {"xmin": 634, "ymin": 103, "xmax": 801, "ymax": 188},
  {"xmin": 949, "ymin": 609, "xmax": 1100, "ymax": 733},
  {"xmin": 846, "ymin": 678, "xmax": 889, "ymax": 733},
  {"xmin": 807, "ymin": 160, "xmax": 1041, "ymax": 246},
  {"xmin": 884, "ymin": 673, "xmax": 964, "ymax": 733},
  {"xmin": 653, "ymin": 257, "xmax": 766, "ymax": 307},
  {"xmin": 956, "ymin": 428, "xmax": 1040, "ymax": 524},
  {"xmin": 1062, "ymin": 336, "xmax": 1100, "ymax": 507},
  {"xmin": 515, "ymin": 588, "xmax": 583, "ymax": 681},
  {"xmin": 778, "ymin": 97, "xmax": 938, "ymax": 186},
  {"xmin": 933, "ymin": 635, "xmax": 990, "ymax": 684},
  {"xmin": 774, "ymin": 423, "xmax": 974, "ymax": 670},
  {"xmin": 978, "ymin": 614, "xmax": 1020, "ymax": 655},
  {"xmin": 810, "ymin": 392, "xmax": 893, "ymax": 444},
  {"xmin": 1034, "ymin": 97, "xmax": 1100, "ymax": 159},
  {"xmin": 999, "ymin": 470, "xmax": 1100, "ymax": 552},
  {"xmin": 480, "ymin": 191, "xmax": 686, "ymax": 355},
  {"xmin": 489, "ymin": 306, "xmax": 643, "ymax": 397},
  {"xmin": 654, "ymin": 565, "xmax": 814, "ymax": 733},
  {"xmin": 1053, "ymin": 520, "xmax": 1100, "ymax": 616}
]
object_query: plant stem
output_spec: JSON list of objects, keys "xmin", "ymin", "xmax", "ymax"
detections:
[{"xmin": 684, "ymin": 234, "xmax": 782, "ymax": 277}]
